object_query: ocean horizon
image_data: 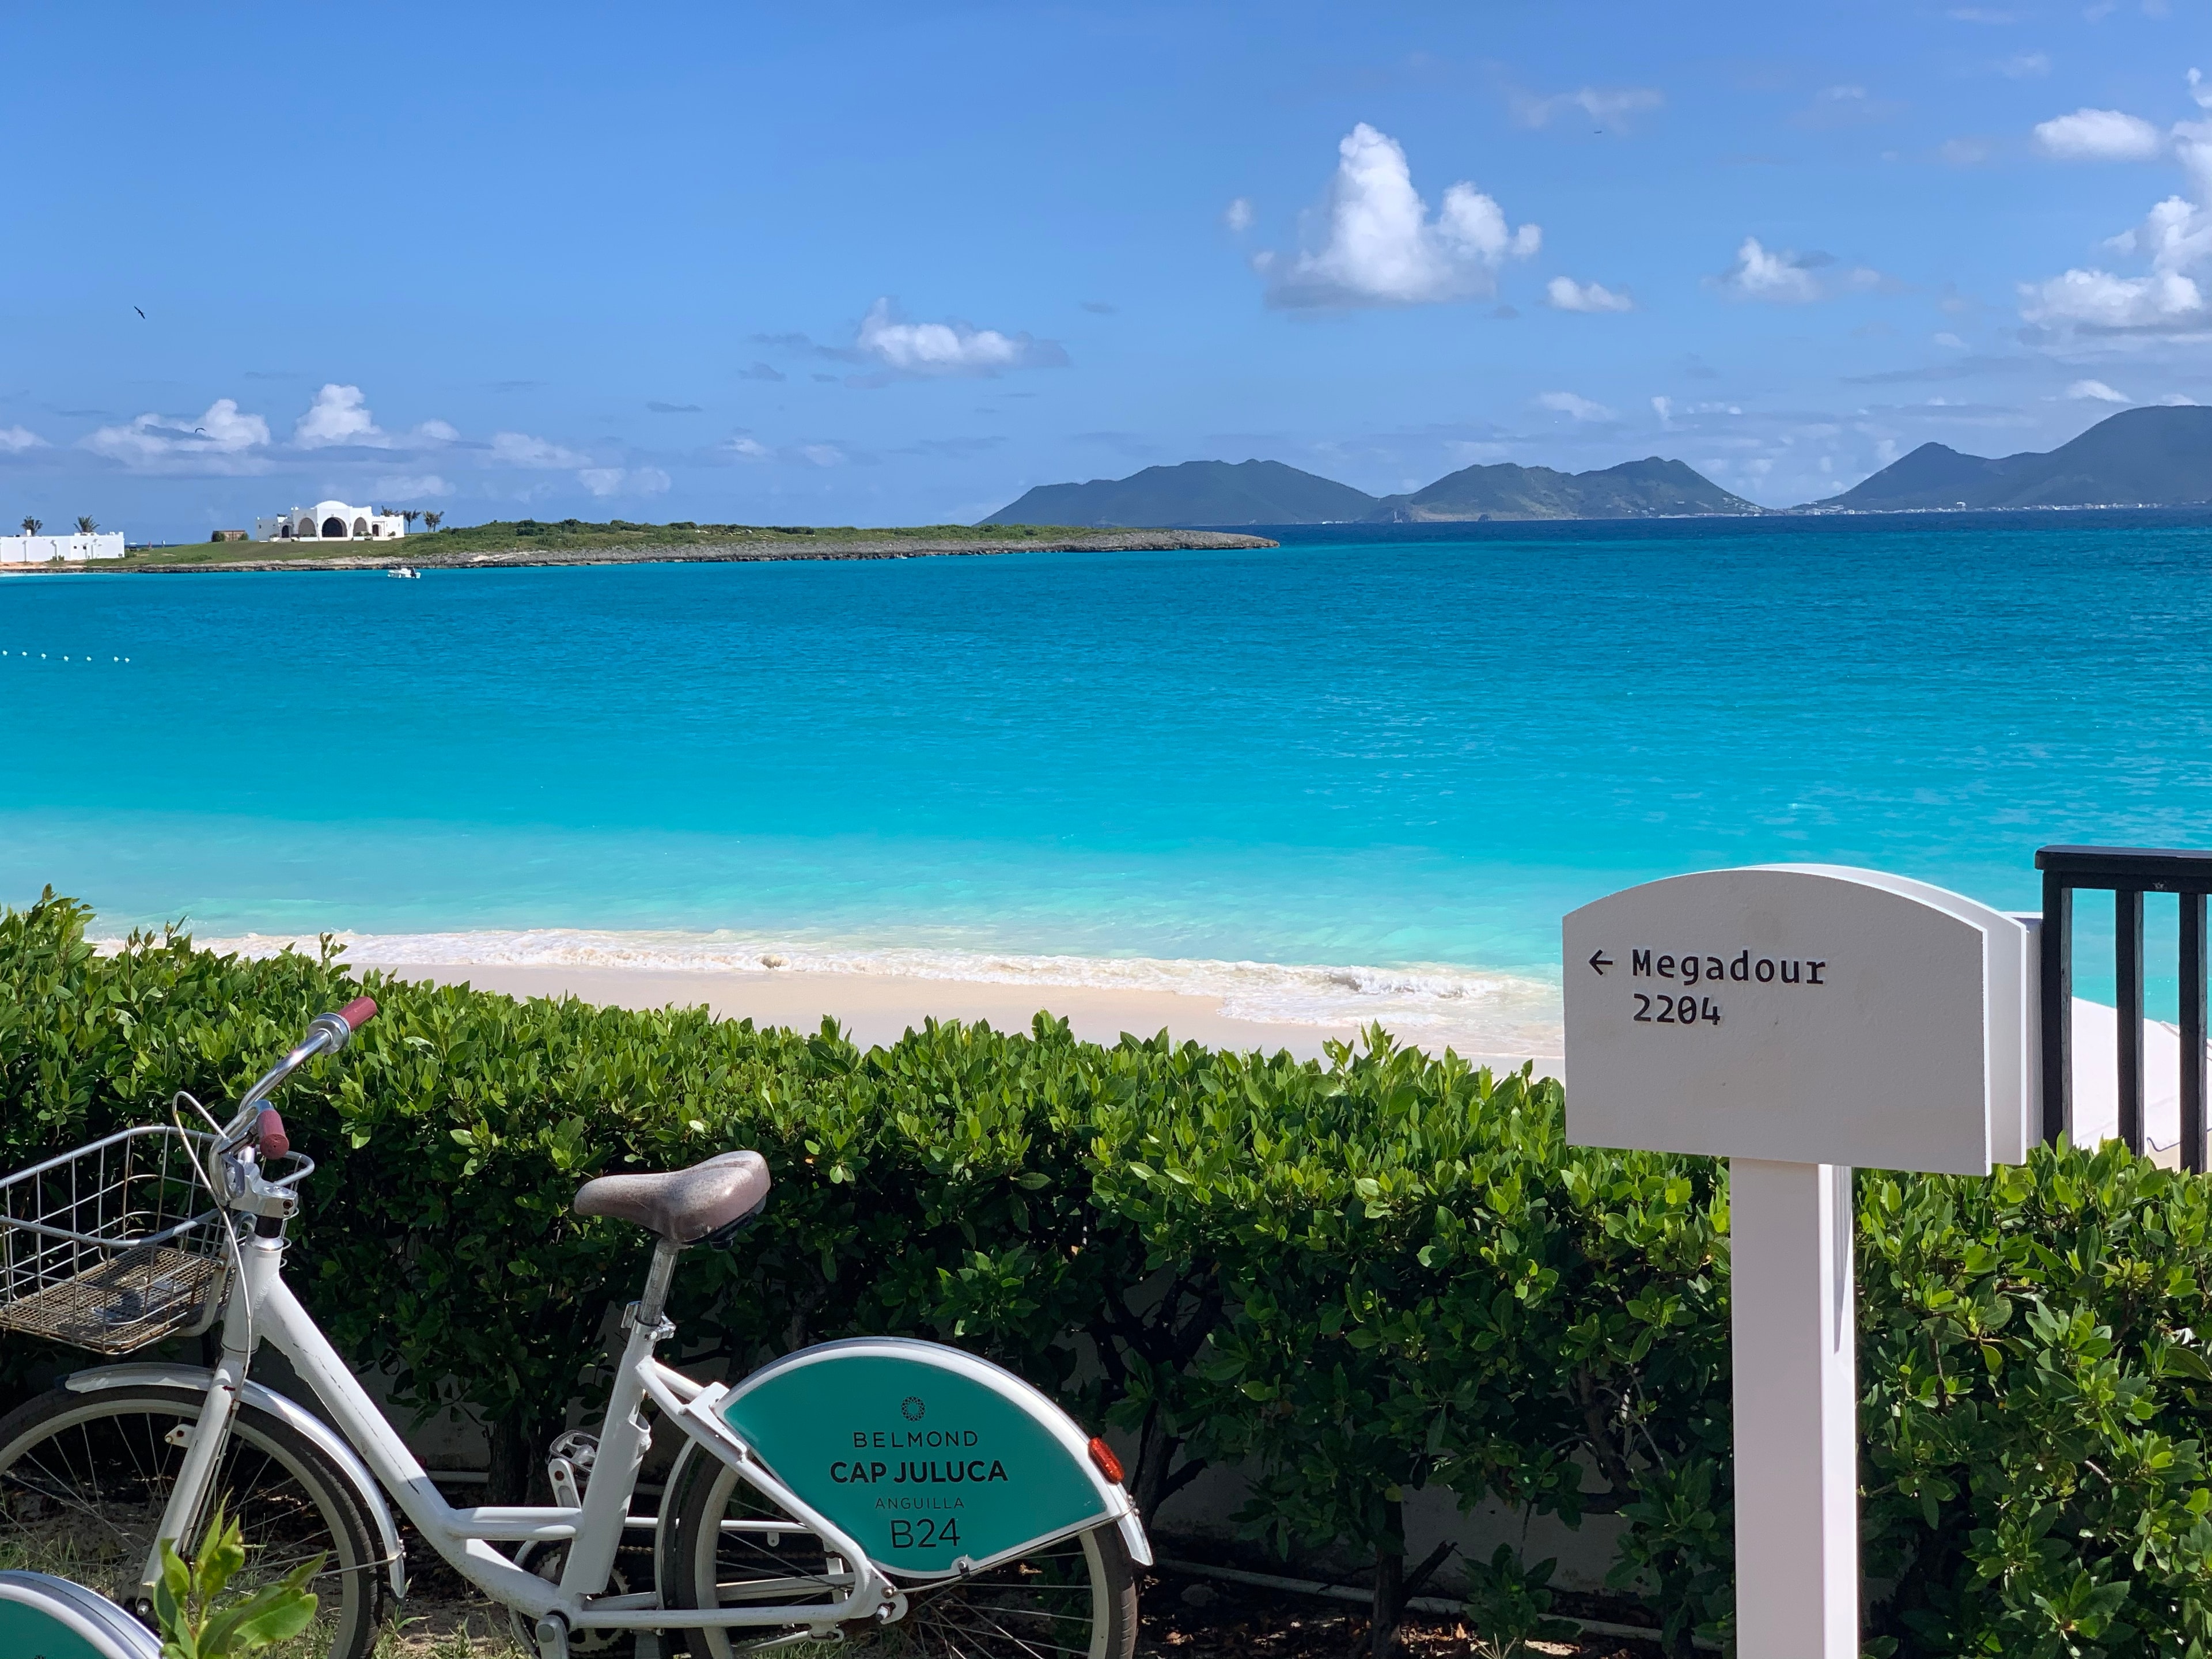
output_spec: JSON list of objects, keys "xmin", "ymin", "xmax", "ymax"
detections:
[{"xmin": 7, "ymin": 516, "xmax": 2211, "ymax": 1051}]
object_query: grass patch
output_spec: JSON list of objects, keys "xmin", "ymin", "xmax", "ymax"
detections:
[{"xmin": 123, "ymin": 520, "xmax": 1126, "ymax": 563}]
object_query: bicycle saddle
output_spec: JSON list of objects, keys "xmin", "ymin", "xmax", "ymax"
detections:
[{"xmin": 572, "ymin": 1150, "xmax": 771, "ymax": 1244}]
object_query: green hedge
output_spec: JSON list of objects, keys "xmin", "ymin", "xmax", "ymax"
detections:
[{"xmin": 6, "ymin": 892, "xmax": 2212, "ymax": 1657}]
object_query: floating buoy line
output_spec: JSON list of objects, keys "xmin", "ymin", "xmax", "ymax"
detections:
[{"xmin": 0, "ymin": 651, "xmax": 131, "ymax": 661}]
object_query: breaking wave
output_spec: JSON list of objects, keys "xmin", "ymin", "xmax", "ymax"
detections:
[{"xmin": 138, "ymin": 927, "xmax": 1565, "ymax": 1060}]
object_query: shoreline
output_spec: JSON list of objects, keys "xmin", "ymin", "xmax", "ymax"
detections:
[
  {"xmin": 149, "ymin": 929, "xmax": 1567, "ymax": 1073},
  {"xmin": 14, "ymin": 529, "xmax": 1276, "ymax": 577},
  {"xmin": 363, "ymin": 961, "xmax": 1387, "ymax": 1063}
]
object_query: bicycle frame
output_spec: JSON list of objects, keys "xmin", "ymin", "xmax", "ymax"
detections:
[
  {"xmin": 147, "ymin": 1228, "xmax": 899, "ymax": 1642},
  {"xmin": 76, "ymin": 1006, "xmax": 1139, "ymax": 1656}
]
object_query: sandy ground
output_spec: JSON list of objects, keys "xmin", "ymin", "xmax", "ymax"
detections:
[
  {"xmin": 354, "ymin": 960, "xmax": 1387, "ymax": 1062},
  {"xmin": 351, "ymin": 960, "xmax": 1559, "ymax": 1074}
]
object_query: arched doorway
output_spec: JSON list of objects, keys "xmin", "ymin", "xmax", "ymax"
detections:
[
  {"xmin": 353, "ymin": 518, "xmax": 369, "ymax": 537},
  {"xmin": 321, "ymin": 517, "xmax": 347, "ymax": 538}
]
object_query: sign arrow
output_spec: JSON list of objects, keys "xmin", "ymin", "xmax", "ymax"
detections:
[{"xmin": 1589, "ymin": 950, "xmax": 1613, "ymax": 975}]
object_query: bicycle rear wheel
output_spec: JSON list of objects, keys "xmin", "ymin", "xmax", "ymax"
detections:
[
  {"xmin": 663, "ymin": 1446, "xmax": 1137, "ymax": 1659},
  {"xmin": 0, "ymin": 1384, "xmax": 384, "ymax": 1659}
]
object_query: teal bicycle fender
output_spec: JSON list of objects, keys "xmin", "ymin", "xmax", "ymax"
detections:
[
  {"xmin": 719, "ymin": 1337, "xmax": 1146, "ymax": 1581},
  {"xmin": 0, "ymin": 1571, "xmax": 164, "ymax": 1658}
]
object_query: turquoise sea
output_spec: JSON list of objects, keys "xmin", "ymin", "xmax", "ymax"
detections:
[{"xmin": 5, "ymin": 515, "xmax": 2210, "ymax": 1048}]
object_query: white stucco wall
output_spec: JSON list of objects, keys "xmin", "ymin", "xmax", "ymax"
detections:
[
  {"xmin": 256, "ymin": 501, "xmax": 406, "ymax": 541},
  {"xmin": 0, "ymin": 532, "xmax": 125, "ymax": 563}
]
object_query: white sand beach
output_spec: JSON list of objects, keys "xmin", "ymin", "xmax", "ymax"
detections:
[
  {"xmin": 164, "ymin": 930, "xmax": 1567, "ymax": 1073},
  {"xmin": 358, "ymin": 960, "xmax": 1377, "ymax": 1061}
]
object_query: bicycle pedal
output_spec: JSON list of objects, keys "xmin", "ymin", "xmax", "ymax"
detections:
[{"xmin": 550, "ymin": 1429, "xmax": 599, "ymax": 1474}]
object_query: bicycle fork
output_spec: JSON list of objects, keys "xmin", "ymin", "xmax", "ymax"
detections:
[{"xmin": 139, "ymin": 1230, "xmax": 283, "ymax": 1601}]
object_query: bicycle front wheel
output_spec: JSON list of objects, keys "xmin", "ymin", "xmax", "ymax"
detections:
[
  {"xmin": 0, "ymin": 1383, "xmax": 385, "ymax": 1659},
  {"xmin": 664, "ymin": 1446, "xmax": 1138, "ymax": 1659}
]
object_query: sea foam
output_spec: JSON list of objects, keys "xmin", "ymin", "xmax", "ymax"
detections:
[{"xmin": 134, "ymin": 929, "xmax": 1565, "ymax": 1061}]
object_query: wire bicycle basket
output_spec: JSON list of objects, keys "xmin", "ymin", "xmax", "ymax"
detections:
[{"xmin": 0, "ymin": 1124, "xmax": 230, "ymax": 1355}]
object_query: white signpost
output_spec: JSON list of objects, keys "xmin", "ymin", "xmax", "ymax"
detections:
[{"xmin": 1562, "ymin": 865, "xmax": 2034, "ymax": 1659}]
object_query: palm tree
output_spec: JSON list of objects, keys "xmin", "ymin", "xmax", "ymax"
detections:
[
  {"xmin": 422, "ymin": 511, "xmax": 444, "ymax": 531},
  {"xmin": 74, "ymin": 516, "xmax": 97, "ymax": 535},
  {"xmin": 402, "ymin": 509, "xmax": 421, "ymax": 530},
  {"xmin": 20, "ymin": 516, "xmax": 39, "ymax": 535}
]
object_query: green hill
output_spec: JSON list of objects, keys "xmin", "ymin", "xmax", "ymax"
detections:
[
  {"xmin": 1812, "ymin": 406, "xmax": 2212, "ymax": 510},
  {"xmin": 1370, "ymin": 456, "xmax": 1761, "ymax": 521},
  {"xmin": 980, "ymin": 459, "xmax": 1378, "ymax": 527}
]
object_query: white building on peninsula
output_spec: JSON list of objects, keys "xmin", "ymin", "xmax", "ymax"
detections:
[
  {"xmin": 0, "ymin": 531, "xmax": 125, "ymax": 563},
  {"xmin": 255, "ymin": 501, "xmax": 406, "ymax": 541}
]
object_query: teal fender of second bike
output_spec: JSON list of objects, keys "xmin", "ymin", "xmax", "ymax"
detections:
[
  {"xmin": 714, "ymin": 1337, "xmax": 1151, "ymax": 1581},
  {"xmin": 0, "ymin": 1570, "xmax": 164, "ymax": 1658}
]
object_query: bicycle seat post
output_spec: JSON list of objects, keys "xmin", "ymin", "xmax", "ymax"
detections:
[{"xmin": 627, "ymin": 1238, "xmax": 681, "ymax": 1337}]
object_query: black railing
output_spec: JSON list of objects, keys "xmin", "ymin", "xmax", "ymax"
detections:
[{"xmin": 2036, "ymin": 844, "xmax": 2212, "ymax": 1171}]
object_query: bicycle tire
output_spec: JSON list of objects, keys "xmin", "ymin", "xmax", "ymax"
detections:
[
  {"xmin": 0, "ymin": 1383, "xmax": 385, "ymax": 1659},
  {"xmin": 662, "ymin": 1444, "xmax": 1138, "ymax": 1659}
]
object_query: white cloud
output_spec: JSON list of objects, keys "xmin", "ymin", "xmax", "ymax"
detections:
[
  {"xmin": 1999, "ymin": 51, "xmax": 2051, "ymax": 78},
  {"xmin": 84, "ymin": 398, "xmax": 271, "ymax": 473},
  {"xmin": 852, "ymin": 298, "xmax": 1066, "ymax": 377},
  {"xmin": 1546, "ymin": 275, "xmax": 1635, "ymax": 312},
  {"xmin": 1536, "ymin": 390, "xmax": 1614, "ymax": 420},
  {"xmin": 721, "ymin": 435, "xmax": 843, "ymax": 468},
  {"xmin": 1224, "ymin": 197, "xmax": 1255, "ymax": 233},
  {"xmin": 577, "ymin": 466, "xmax": 671, "ymax": 498},
  {"xmin": 1263, "ymin": 123, "xmax": 1539, "ymax": 308},
  {"xmin": 2067, "ymin": 377, "xmax": 2131, "ymax": 400},
  {"xmin": 1652, "ymin": 395, "xmax": 1673, "ymax": 425},
  {"xmin": 2021, "ymin": 78, "xmax": 2212, "ymax": 334},
  {"xmin": 2025, "ymin": 267, "xmax": 2205, "ymax": 326},
  {"xmin": 488, "ymin": 431, "xmax": 590, "ymax": 468},
  {"xmin": 1512, "ymin": 86, "xmax": 1664, "ymax": 130},
  {"xmin": 2033, "ymin": 107, "xmax": 2163, "ymax": 159},
  {"xmin": 1934, "ymin": 331, "xmax": 1969, "ymax": 347},
  {"xmin": 293, "ymin": 385, "xmax": 455, "ymax": 449},
  {"xmin": 0, "ymin": 426, "xmax": 47, "ymax": 453},
  {"xmin": 294, "ymin": 383, "xmax": 384, "ymax": 448},
  {"xmin": 1716, "ymin": 237, "xmax": 1825, "ymax": 303},
  {"xmin": 374, "ymin": 473, "xmax": 454, "ymax": 498}
]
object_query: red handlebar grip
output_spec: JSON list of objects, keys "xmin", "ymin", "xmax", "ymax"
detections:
[
  {"xmin": 336, "ymin": 997, "xmax": 378, "ymax": 1031},
  {"xmin": 257, "ymin": 1108, "xmax": 290, "ymax": 1160}
]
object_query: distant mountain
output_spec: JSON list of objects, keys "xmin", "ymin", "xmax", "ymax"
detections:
[
  {"xmin": 1812, "ymin": 406, "xmax": 2212, "ymax": 510},
  {"xmin": 984, "ymin": 454, "xmax": 1759, "ymax": 527},
  {"xmin": 1369, "ymin": 456, "xmax": 1760, "ymax": 521},
  {"xmin": 980, "ymin": 460, "xmax": 1378, "ymax": 528}
]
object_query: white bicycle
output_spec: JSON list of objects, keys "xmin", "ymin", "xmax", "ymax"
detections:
[{"xmin": 0, "ymin": 1000, "xmax": 1148, "ymax": 1659}]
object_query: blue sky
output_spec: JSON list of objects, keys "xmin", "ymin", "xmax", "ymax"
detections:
[{"xmin": 6, "ymin": 1, "xmax": 2212, "ymax": 535}]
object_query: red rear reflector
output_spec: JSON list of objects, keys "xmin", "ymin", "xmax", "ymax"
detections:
[{"xmin": 1087, "ymin": 1435, "xmax": 1124, "ymax": 1485}]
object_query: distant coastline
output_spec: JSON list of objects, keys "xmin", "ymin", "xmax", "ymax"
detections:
[
  {"xmin": 8, "ymin": 525, "xmax": 1277, "ymax": 575},
  {"xmin": 1237, "ymin": 502, "xmax": 2212, "ymax": 544}
]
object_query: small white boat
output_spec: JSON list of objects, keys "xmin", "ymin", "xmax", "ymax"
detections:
[{"xmin": 387, "ymin": 566, "xmax": 421, "ymax": 579}]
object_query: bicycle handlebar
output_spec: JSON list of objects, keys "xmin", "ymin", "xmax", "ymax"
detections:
[{"xmin": 219, "ymin": 999, "xmax": 380, "ymax": 1146}]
